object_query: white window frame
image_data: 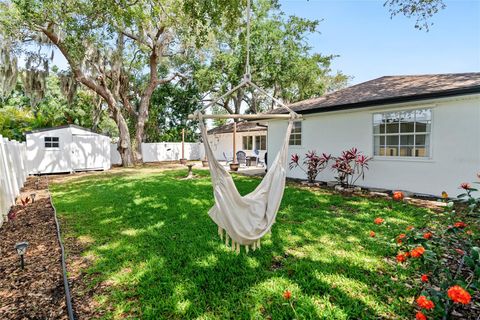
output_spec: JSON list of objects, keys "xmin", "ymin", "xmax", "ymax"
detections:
[
  {"xmin": 242, "ymin": 135, "xmax": 253, "ymax": 150},
  {"xmin": 289, "ymin": 121, "xmax": 302, "ymax": 147},
  {"xmin": 254, "ymin": 135, "xmax": 267, "ymax": 151},
  {"xmin": 372, "ymin": 107, "xmax": 433, "ymax": 161}
]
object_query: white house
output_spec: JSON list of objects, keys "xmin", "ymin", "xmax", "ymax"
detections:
[
  {"xmin": 26, "ymin": 125, "xmax": 111, "ymax": 174},
  {"xmin": 267, "ymin": 73, "xmax": 480, "ymax": 197},
  {"xmin": 207, "ymin": 122, "xmax": 267, "ymax": 161}
]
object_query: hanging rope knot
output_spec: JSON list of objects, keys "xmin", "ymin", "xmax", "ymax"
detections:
[
  {"xmin": 193, "ymin": 110, "xmax": 203, "ymax": 120},
  {"xmin": 289, "ymin": 111, "xmax": 301, "ymax": 121}
]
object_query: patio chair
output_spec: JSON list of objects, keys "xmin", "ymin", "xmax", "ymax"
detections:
[
  {"xmin": 254, "ymin": 149, "xmax": 265, "ymax": 167},
  {"xmin": 223, "ymin": 152, "xmax": 233, "ymax": 165},
  {"xmin": 236, "ymin": 151, "xmax": 247, "ymax": 167}
]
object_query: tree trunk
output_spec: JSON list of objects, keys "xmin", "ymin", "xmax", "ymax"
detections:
[
  {"xmin": 232, "ymin": 88, "xmax": 244, "ymax": 122},
  {"xmin": 112, "ymin": 107, "xmax": 134, "ymax": 167},
  {"xmin": 134, "ymin": 116, "xmax": 146, "ymax": 161},
  {"xmin": 134, "ymin": 88, "xmax": 154, "ymax": 162},
  {"xmin": 91, "ymin": 98, "xmax": 102, "ymax": 131}
]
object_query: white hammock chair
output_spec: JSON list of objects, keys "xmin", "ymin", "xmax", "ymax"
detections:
[
  {"xmin": 197, "ymin": 115, "xmax": 295, "ymax": 253},
  {"xmin": 190, "ymin": 0, "xmax": 301, "ymax": 253}
]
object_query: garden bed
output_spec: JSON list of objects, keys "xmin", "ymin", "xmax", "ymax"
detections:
[{"xmin": 0, "ymin": 177, "xmax": 68, "ymax": 319}]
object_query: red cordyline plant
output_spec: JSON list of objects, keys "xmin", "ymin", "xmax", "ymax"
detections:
[
  {"xmin": 20, "ymin": 197, "xmax": 30, "ymax": 206},
  {"xmin": 289, "ymin": 151, "xmax": 331, "ymax": 183},
  {"xmin": 331, "ymin": 148, "xmax": 371, "ymax": 188}
]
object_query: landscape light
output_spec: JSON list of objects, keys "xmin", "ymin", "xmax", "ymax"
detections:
[
  {"xmin": 30, "ymin": 193, "xmax": 36, "ymax": 203},
  {"xmin": 14, "ymin": 242, "xmax": 29, "ymax": 270}
]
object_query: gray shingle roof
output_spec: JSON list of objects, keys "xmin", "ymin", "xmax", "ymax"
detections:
[{"xmin": 271, "ymin": 73, "xmax": 480, "ymax": 114}]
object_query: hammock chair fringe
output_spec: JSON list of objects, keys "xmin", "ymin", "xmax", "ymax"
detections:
[{"xmin": 217, "ymin": 226, "xmax": 270, "ymax": 255}]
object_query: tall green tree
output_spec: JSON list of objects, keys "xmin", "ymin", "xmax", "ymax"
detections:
[
  {"xmin": 143, "ymin": 80, "xmax": 201, "ymax": 142},
  {"xmin": 194, "ymin": 0, "xmax": 348, "ymax": 116}
]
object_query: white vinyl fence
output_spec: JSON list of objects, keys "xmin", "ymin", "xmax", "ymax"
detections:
[
  {"xmin": 0, "ymin": 136, "xmax": 28, "ymax": 227},
  {"xmin": 111, "ymin": 142, "xmax": 205, "ymax": 165},
  {"xmin": 141, "ymin": 142, "xmax": 205, "ymax": 162}
]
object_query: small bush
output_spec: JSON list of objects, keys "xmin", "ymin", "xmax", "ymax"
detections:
[{"xmin": 371, "ymin": 174, "xmax": 480, "ymax": 319}]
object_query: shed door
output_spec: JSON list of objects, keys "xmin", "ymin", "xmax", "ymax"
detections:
[{"xmin": 71, "ymin": 135, "xmax": 104, "ymax": 171}]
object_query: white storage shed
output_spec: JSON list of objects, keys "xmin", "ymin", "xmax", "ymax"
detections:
[{"xmin": 26, "ymin": 125, "xmax": 111, "ymax": 174}]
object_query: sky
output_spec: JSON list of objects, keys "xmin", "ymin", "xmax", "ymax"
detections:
[
  {"xmin": 48, "ymin": 0, "xmax": 480, "ymax": 86},
  {"xmin": 279, "ymin": 0, "xmax": 480, "ymax": 84}
]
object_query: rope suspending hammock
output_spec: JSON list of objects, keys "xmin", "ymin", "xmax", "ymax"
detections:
[{"xmin": 190, "ymin": 0, "xmax": 301, "ymax": 254}]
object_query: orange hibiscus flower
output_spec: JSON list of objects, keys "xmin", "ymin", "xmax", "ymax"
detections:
[
  {"xmin": 392, "ymin": 191, "xmax": 404, "ymax": 201},
  {"xmin": 454, "ymin": 222, "xmax": 467, "ymax": 228},
  {"xmin": 374, "ymin": 217, "xmax": 384, "ymax": 224},
  {"xmin": 406, "ymin": 225, "xmax": 414, "ymax": 231},
  {"xmin": 416, "ymin": 311, "xmax": 427, "ymax": 320},
  {"xmin": 283, "ymin": 290, "xmax": 292, "ymax": 300},
  {"xmin": 421, "ymin": 274, "xmax": 429, "ymax": 282},
  {"xmin": 397, "ymin": 233, "xmax": 406, "ymax": 244},
  {"xmin": 447, "ymin": 286, "xmax": 471, "ymax": 305},
  {"xmin": 416, "ymin": 295, "xmax": 435, "ymax": 310},
  {"xmin": 369, "ymin": 231, "xmax": 375, "ymax": 237},
  {"xmin": 396, "ymin": 253, "xmax": 407, "ymax": 263},
  {"xmin": 423, "ymin": 232, "xmax": 433, "ymax": 240},
  {"xmin": 410, "ymin": 246, "xmax": 426, "ymax": 258}
]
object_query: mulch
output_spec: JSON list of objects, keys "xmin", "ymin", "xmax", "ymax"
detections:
[{"xmin": 0, "ymin": 176, "xmax": 68, "ymax": 320}]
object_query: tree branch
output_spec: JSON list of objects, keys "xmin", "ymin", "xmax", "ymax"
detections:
[
  {"xmin": 156, "ymin": 72, "xmax": 185, "ymax": 86},
  {"xmin": 121, "ymin": 30, "xmax": 152, "ymax": 49},
  {"xmin": 40, "ymin": 24, "xmax": 117, "ymax": 108}
]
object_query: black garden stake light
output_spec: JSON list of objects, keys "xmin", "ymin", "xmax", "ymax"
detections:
[
  {"xmin": 14, "ymin": 242, "xmax": 29, "ymax": 270},
  {"xmin": 30, "ymin": 193, "xmax": 36, "ymax": 203}
]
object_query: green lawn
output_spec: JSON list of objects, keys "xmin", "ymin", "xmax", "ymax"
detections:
[{"xmin": 51, "ymin": 168, "xmax": 431, "ymax": 319}]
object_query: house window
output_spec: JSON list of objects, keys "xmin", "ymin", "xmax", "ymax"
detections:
[
  {"xmin": 373, "ymin": 109, "xmax": 431, "ymax": 158},
  {"xmin": 242, "ymin": 136, "xmax": 253, "ymax": 150},
  {"xmin": 44, "ymin": 137, "xmax": 60, "ymax": 148},
  {"xmin": 289, "ymin": 121, "xmax": 302, "ymax": 146},
  {"xmin": 255, "ymin": 135, "xmax": 267, "ymax": 150}
]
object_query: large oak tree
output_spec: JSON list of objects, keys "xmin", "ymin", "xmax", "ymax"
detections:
[{"xmin": 0, "ymin": 0, "xmax": 237, "ymax": 165}]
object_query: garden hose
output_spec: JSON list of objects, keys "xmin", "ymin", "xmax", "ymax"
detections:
[{"xmin": 46, "ymin": 176, "xmax": 75, "ymax": 320}]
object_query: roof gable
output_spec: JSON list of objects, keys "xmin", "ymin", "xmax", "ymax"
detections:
[{"xmin": 25, "ymin": 124, "xmax": 109, "ymax": 137}]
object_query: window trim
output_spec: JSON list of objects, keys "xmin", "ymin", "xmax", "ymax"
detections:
[
  {"xmin": 44, "ymin": 136, "xmax": 60, "ymax": 149},
  {"xmin": 372, "ymin": 107, "xmax": 434, "ymax": 160},
  {"xmin": 242, "ymin": 135, "xmax": 253, "ymax": 150},
  {"xmin": 254, "ymin": 135, "xmax": 267, "ymax": 151},
  {"xmin": 289, "ymin": 120, "xmax": 303, "ymax": 147}
]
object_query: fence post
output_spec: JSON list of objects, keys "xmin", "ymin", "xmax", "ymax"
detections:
[
  {"xmin": 6, "ymin": 139, "xmax": 20, "ymax": 199},
  {"xmin": 0, "ymin": 136, "xmax": 7, "ymax": 224},
  {"xmin": 0, "ymin": 136, "xmax": 29, "ymax": 227}
]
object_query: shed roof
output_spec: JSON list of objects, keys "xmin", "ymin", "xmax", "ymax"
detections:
[
  {"xmin": 25, "ymin": 124, "xmax": 109, "ymax": 137},
  {"xmin": 270, "ymin": 73, "xmax": 480, "ymax": 115},
  {"xmin": 207, "ymin": 122, "xmax": 267, "ymax": 135}
]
